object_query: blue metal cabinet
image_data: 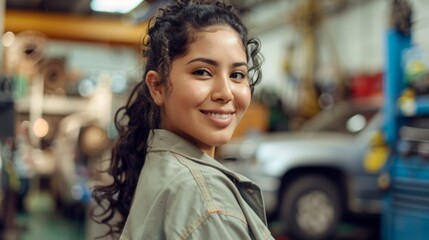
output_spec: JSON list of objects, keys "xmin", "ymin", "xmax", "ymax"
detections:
[{"xmin": 382, "ymin": 4, "xmax": 429, "ymax": 239}]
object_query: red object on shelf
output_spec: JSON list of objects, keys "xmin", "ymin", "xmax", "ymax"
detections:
[{"xmin": 351, "ymin": 72, "xmax": 384, "ymax": 99}]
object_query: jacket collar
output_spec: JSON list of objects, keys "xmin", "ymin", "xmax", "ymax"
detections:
[{"xmin": 148, "ymin": 129, "xmax": 254, "ymax": 185}]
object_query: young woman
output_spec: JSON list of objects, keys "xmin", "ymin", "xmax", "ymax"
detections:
[{"xmin": 91, "ymin": 0, "xmax": 273, "ymax": 239}]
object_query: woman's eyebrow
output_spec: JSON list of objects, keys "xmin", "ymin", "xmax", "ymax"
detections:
[
  {"xmin": 232, "ymin": 62, "xmax": 247, "ymax": 68},
  {"xmin": 187, "ymin": 58, "xmax": 217, "ymax": 66},
  {"xmin": 187, "ymin": 58, "xmax": 247, "ymax": 68}
]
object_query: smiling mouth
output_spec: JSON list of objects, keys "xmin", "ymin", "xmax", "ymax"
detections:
[{"xmin": 201, "ymin": 111, "xmax": 234, "ymax": 119}]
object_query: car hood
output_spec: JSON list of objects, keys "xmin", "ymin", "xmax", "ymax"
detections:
[
  {"xmin": 218, "ymin": 131, "xmax": 358, "ymax": 176},
  {"xmin": 220, "ymin": 131, "xmax": 355, "ymax": 157}
]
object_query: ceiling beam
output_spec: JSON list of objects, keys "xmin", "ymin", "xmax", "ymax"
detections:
[{"xmin": 5, "ymin": 10, "xmax": 148, "ymax": 45}]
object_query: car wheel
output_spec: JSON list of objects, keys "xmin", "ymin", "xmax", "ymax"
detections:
[{"xmin": 281, "ymin": 175, "xmax": 341, "ymax": 240}]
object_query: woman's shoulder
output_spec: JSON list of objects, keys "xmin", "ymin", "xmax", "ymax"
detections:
[
  {"xmin": 145, "ymin": 149, "xmax": 242, "ymax": 206},
  {"xmin": 142, "ymin": 150, "xmax": 250, "ymax": 228},
  {"xmin": 172, "ymin": 153, "xmax": 243, "ymax": 207}
]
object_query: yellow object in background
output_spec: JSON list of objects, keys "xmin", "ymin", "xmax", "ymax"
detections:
[
  {"xmin": 406, "ymin": 61, "xmax": 426, "ymax": 76},
  {"xmin": 398, "ymin": 88, "xmax": 416, "ymax": 116},
  {"xmin": 364, "ymin": 131, "xmax": 390, "ymax": 173}
]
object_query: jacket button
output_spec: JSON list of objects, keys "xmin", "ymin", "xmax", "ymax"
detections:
[{"xmin": 246, "ymin": 188, "xmax": 254, "ymax": 194}]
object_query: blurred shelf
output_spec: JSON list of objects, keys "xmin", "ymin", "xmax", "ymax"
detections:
[{"xmin": 15, "ymin": 95, "xmax": 89, "ymax": 115}]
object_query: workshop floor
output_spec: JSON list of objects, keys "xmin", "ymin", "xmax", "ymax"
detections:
[{"xmin": 12, "ymin": 191, "xmax": 85, "ymax": 240}]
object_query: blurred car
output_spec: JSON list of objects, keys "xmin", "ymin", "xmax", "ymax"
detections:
[{"xmin": 216, "ymin": 97, "xmax": 384, "ymax": 240}]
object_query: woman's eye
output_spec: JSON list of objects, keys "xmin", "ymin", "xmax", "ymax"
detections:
[
  {"xmin": 193, "ymin": 69, "xmax": 211, "ymax": 76},
  {"xmin": 230, "ymin": 72, "xmax": 246, "ymax": 80}
]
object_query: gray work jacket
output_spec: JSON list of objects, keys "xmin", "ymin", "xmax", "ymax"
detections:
[{"xmin": 120, "ymin": 129, "xmax": 274, "ymax": 240}]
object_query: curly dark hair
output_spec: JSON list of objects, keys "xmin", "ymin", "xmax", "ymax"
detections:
[{"xmin": 90, "ymin": 0, "xmax": 263, "ymax": 238}]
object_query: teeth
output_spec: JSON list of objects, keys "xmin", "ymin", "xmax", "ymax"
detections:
[{"xmin": 206, "ymin": 112, "xmax": 231, "ymax": 119}]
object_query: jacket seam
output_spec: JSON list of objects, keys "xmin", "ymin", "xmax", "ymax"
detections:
[
  {"xmin": 173, "ymin": 154, "xmax": 247, "ymax": 224},
  {"xmin": 221, "ymin": 208, "xmax": 248, "ymax": 224},
  {"xmin": 174, "ymin": 154, "xmax": 218, "ymax": 212},
  {"xmin": 173, "ymin": 154, "xmax": 249, "ymax": 239},
  {"xmin": 178, "ymin": 210, "xmax": 249, "ymax": 240}
]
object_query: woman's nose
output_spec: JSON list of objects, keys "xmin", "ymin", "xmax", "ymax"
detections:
[{"xmin": 211, "ymin": 76, "xmax": 233, "ymax": 103}]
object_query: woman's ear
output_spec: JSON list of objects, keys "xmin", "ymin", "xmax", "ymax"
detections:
[{"xmin": 146, "ymin": 70, "xmax": 164, "ymax": 105}]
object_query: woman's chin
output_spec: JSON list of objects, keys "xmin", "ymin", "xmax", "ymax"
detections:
[{"xmin": 210, "ymin": 133, "xmax": 234, "ymax": 147}]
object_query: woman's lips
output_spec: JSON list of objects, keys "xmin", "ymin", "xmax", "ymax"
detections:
[
  {"xmin": 200, "ymin": 110, "xmax": 235, "ymax": 127},
  {"xmin": 204, "ymin": 112, "xmax": 233, "ymax": 119}
]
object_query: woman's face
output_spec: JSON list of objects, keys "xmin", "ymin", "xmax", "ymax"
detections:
[{"xmin": 155, "ymin": 25, "xmax": 251, "ymax": 157}]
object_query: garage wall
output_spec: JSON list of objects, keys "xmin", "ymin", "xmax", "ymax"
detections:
[
  {"xmin": 46, "ymin": 41, "xmax": 139, "ymax": 78},
  {"xmin": 255, "ymin": 0, "xmax": 429, "ymax": 94}
]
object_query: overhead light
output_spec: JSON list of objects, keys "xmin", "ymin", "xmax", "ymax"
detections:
[{"xmin": 90, "ymin": 0, "xmax": 144, "ymax": 14}]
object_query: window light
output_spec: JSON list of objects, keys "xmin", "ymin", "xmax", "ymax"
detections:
[{"xmin": 90, "ymin": 0, "xmax": 144, "ymax": 14}]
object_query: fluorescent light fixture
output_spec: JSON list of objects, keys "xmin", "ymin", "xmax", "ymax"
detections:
[{"xmin": 91, "ymin": 0, "xmax": 144, "ymax": 14}]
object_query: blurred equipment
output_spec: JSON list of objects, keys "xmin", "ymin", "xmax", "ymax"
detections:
[
  {"xmin": 3, "ymin": 30, "xmax": 48, "ymax": 81},
  {"xmin": 364, "ymin": 131, "xmax": 389, "ymax": 173},
  {"xmin": 398, "ymin": 122, "xmax": 429, "ymax": 158},
  {"xmin": 0, "ymin": 76, "xmax": 15, "ymax": 138},
  {"xmin": 39, "ymin": 57, "xmax": 68, "ymax": 95},
  {"xmin": 403, "ymin": 46, "xmax": 429, "ymax": 96},
  {"xmin": 0, "ymin": 76, "xmax": 19, "ymax": 239},
  {"xmin": 51, "ymin": 112, "xmax": 111, "ymax": 219},
  {"xmin": 275, "ymin": 0, "xmax": 348, "ymax": 127},
  {"xmin": 284, "ymin": 0, "xmax": 323, "ymax": 119},
  {"xmin": 389, "ymin": 0, "xmax": 412, "ymax": 36},
  {"xmin": 79, "ymin": 125, "xmax": 109, "ymax": 158}
]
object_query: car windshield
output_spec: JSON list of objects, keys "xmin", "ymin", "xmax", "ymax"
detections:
[{"xmin": 299, "ymin": 98, "xmax": 382, "ymax": 134}]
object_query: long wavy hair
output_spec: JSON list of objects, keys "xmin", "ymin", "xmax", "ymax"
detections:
[{"xmin": 90, "ymin": 0, "xmax": 263, "ymax": 238}]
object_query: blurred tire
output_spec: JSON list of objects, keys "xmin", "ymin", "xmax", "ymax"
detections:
[{"xmin": 281, "ymin": 175, "xmax": 341, "ymax": 240}]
